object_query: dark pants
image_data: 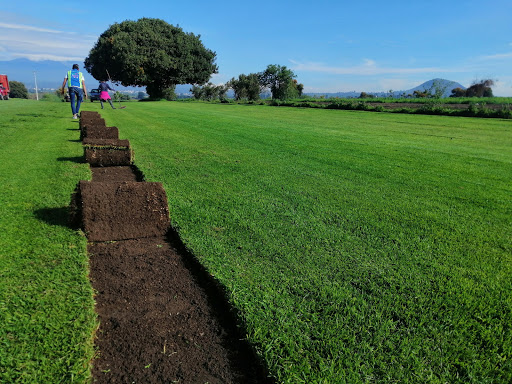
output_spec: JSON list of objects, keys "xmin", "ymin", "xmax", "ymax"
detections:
[
  {"xmin": 100, "ymin": 98, "xmax": 115, "ymax": 109},
  {"xmin": 68, "ymin": 87, "xmax": 83, "ymax": 115}
]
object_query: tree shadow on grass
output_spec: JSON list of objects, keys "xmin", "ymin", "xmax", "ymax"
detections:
[
  {"xmin": 57, "ymin": 156, "xmax": 84, "ymax": 163},
  {"xmin": 34, "ymin": 207, "xmax": 70, "ymax": 227}
]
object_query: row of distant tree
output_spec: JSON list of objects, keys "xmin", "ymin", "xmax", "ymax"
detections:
[
  {"xmin": 6, "ymin": 77, "xmax": 496, "ymax": 102},
  {"xmin": 359, "ymin": 79, "xmax": 495, "ymax": 99},
  {"xmin": 190, "ymin": 65, "xmax": 304, "ymax": 102},
  {"xmin": 450, "ymin": 80, "xmax": 494, "ymax": 98}
]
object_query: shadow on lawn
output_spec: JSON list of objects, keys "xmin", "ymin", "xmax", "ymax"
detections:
[
  {"xmin": 57, "ymin": 156, "xmax": 84, "ymax": 163},
  {"xmin": 34, "ymin": 207, "xmax": 70, "ymax": 227}
]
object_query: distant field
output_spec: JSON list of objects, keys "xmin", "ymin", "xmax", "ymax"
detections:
[
  {"xmin": 301, "ymin": 96, "xmax": 512, "ymax": 104},
  {"xmin": 265, "ymin": 96, "xmax": 512, "ymax": 119},
  {"xmin": 99, "ymin": 101, "xmax": 512, "ymax": 383},
  {"xmin": 1, "ymin": 99, "xmax": 511, "ymax": 383}
]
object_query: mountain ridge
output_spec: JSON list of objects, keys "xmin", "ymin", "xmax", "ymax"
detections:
[{"xmin": 306, "ymin": 79, "xmax": 466, "ymax": 98}]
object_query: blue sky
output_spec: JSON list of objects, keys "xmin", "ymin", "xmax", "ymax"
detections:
[{"xmin": 1, "ymin": 0, "xmax": 511, "ymax": 95}]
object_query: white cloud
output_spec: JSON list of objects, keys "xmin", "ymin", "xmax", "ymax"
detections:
[
  {"xmin": 362, "ymin": 59, "xmax": 377, "ymax": 67},
  {"xmin": 11, "ymin": 53, "xmax": 84, "ymax": 62},
  {"xmin": 0, "ymin": 36, "xmax": 92, "ymax": 52},
  {"xmin": 0, "ymin": 22, "xmax": 70, "ymax": 34},
  {"xmin": 0, "ymin": 22, "xmax": 96, "ymax": 61},
  {"xmin": 290, "ymin": 59, "xmax": 451, "ymax": 76},
  {"xmin": 479, "ymin": 52, "xmax": 512, "ymax": 60}
]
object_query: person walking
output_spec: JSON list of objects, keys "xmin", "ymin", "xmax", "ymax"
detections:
[
  {"xmin": 98, "ymin": 80, "xmax": 116, "ymax": 109},
  {"xmin": 61, "ymin": 64, "xmax": 87, "ymax": 119}
]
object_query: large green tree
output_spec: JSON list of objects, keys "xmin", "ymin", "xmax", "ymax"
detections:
[
  {"xmin": 84, "ymin": 18, "xmax": 218, "ymax": 99},
  {"xmin": 258, "ymin": 64, "xmax": 302, "ymax": 100}
]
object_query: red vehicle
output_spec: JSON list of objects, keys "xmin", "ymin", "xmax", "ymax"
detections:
[{"xmin": 0, "ymin": 74, "xmax": 9, "ymax": 100}]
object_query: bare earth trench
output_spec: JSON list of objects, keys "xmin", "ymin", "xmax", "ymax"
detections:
[{"xmin": 73, "ymin": 113, "xmax": 272, "ymax": 383}]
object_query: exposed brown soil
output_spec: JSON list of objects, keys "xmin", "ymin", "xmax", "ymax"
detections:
[
  {"xmin": 79, "ymin": 181, "xmax": 170, "ymax": 242},
  {"xmin": 90, "ymin": 166, "xmax": 139, "ymax": 182},
  {"xmin": 83, "ymin": 138, "xmax": 132, "ymax": 167},
  {"xmin": 81, "ymin": 126, "xmax": 119, "ymax": 140},
  {"xmin": 80, "ymin": 119, "xmax": 106, "ymax": 132},
  {"xmin": 73, "ymin": 112, "xmax": 271, "ymax": 383},
  {"xmin": 84, "ymin": 147, "xmax": 133, "ymax": 167},
  {"xmin": 89, "ymin": 237, "xmax": 266, "ymax": 384},
  {"xmin": 83, "ymin": 138, "xmax": 130, "ymax": 147},
  {"xmin": 81, "ymin": 111, "xmax": 101, "ymax": 119}
]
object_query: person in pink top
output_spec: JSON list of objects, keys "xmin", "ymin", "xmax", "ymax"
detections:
[{"xmin": 98, "ymin": 80, "xmax": 116, "ymax": 109}]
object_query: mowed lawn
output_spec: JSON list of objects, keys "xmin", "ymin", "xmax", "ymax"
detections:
[
  {"xmin": 1, "ymin": 99, "xmax": 511, "ymax": 383},
  {"xmin": 97, "ymin": 101, "xmax": 511, "ymax": 383},
  {"xmin": 0, "ymin": 100, "xmax": 95, "ymax": 383}
]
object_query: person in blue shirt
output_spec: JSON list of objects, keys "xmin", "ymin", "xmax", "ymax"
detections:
[{"xmin": 61, "ymin": 64, "xmax": 87, "ymax": 119}]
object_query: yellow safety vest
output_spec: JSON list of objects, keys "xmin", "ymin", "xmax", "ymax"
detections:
[{"xmin": 67, "ymin": 70, "xmax": 84, "ymax": 88}]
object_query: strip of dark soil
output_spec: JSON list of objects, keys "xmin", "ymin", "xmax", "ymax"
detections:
[
  {"xmin": 91, "ymin": 166, "xmax": 139, "ymax": 182},
  {"xmin": 83, "ymin": 138, "xmax": 131, "ymax": 148},
  {"xmin": 89, "ymin": 238, "xmax": 267, "ymax": 384},
  {"xmin": 80, "ymin": 116, "xmax": 272, "ymax": 383},
  {"xmin": 79, "ymin": 181, "xmax": 170, "ymax": 242},
  {"xmin": 84, "ymin": 147, "xmax": 133, "ymax": 166},
  {"xmin": 82, "ymin": 126, "xmax": 119, "ymax": 140}
]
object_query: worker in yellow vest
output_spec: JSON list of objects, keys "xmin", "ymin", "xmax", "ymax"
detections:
[{"xmin": 61, "ymin": 64, "xmax": 87, "ymax": 119}]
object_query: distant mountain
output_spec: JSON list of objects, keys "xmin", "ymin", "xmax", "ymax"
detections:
[
  {"xmin": 0, "ymin": 58, "xmax": 82, "ymax": 89},
  {"xmin": 405, "ymin": 78, "xmax": 466, "ymax": 98},
  {"xmin": 305, "ymin": 79, "xmax": 466, "ymax": 99}
]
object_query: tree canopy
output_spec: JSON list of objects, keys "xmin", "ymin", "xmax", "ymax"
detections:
[
  {"xmin": 190, "ymin": 83, "xmax": 228, "ymax": 101},
  {"xmin": 450, "ymin": 79, "xmax": 495, "ymax": 98},
  {"xmin": 84, "ymin": 18, "xmax": 218, "ymax": 99},
  {"xmin": 228, "ymin": 73, "xmax": 262, "ymax": 101},
  {"xmin": 465, "ymin": 79, "xmax": 494, "ymax": 97},
  {"xmin": 8, "ymin": 81, "xmax": 28, "ymax": 99},
  {"xmin": 258, "ymin": 64, "xmax": 298, "ymax": 100}
]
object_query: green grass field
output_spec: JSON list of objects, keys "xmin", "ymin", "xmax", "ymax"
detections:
[
  {"xmin": 0, "ymin": 100, "xmax": 95, "ymax": 382},
  {"xmin": 2, "ymin": 99, "xmax": 511, "ymax": 383}
]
